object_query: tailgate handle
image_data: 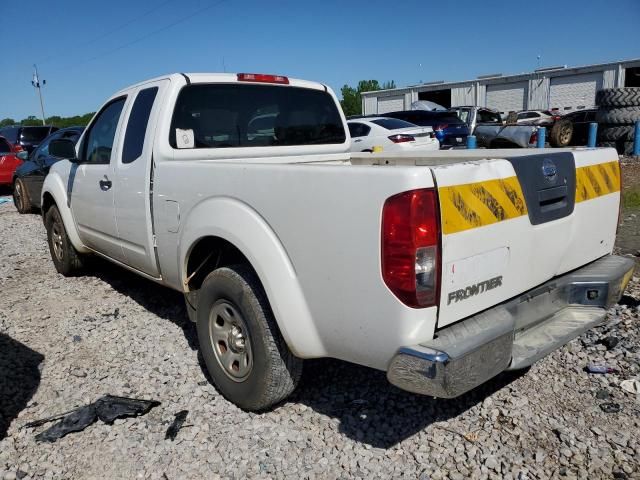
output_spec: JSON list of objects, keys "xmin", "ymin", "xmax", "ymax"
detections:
[{"xmin": 537, "ymin": 185, "xmax": 567, "ymax": 212}]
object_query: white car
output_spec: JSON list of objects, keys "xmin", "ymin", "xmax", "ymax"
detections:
[
  {"xmin": 347, "ymin": 117, "xmax": 439, "ymax": 152},
  {"xmin": 513, "ymin": 110, "xmax": 559, "ymax": 126}
]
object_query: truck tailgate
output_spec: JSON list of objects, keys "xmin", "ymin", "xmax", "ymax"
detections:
[{"xmin": 432, "ymin": 148, "xmax": 621, "ymax": 328}]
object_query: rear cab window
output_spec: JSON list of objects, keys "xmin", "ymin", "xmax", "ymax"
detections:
[{"xmin": 169, "ymin": 83, "xmax": 346, "ymax": 149}]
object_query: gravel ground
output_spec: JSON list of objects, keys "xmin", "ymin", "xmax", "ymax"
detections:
[{"xmin": 0, "ymin": 199, "xmax": 639, "ymax": 480}]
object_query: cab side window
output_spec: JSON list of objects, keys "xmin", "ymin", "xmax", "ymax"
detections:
[
  {"xmin": 82, "ymin": 97, "xmax": 126, "ymax": 164},
  {"xmin": 122, "ymin": 87, "xmax": 158, "ymax": 164}
]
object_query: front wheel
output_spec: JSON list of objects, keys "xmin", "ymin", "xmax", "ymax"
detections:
[
  {"xmin": 196, "ymin": 265, "xmax": 302, "ymax": 411},
  {"xmin": 45, "ymin": 205, "xmax": 84, "ymax": 276}
]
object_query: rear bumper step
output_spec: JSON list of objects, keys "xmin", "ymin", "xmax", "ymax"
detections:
[{"xmin": 387, "ymin": 255, "xmax": 635, "ymax": 398}]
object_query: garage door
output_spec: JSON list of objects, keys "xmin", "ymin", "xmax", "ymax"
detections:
[
  {"xmin": 377, "ymin": 95, "xmax": 405, "ymax": 114},
  {"xmin": 485, "ymin": 82, "xmax": 528, "ymax": 114},
  {"xmin": 549, "ymin": 73, "xmax": 603, "ymax": 111}
]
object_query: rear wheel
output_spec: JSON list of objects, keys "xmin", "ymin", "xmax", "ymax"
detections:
[
  {"xmin": 45, "ymin": 205, "xmax": 84, "ymax": 276},
  {"xmin": 13, "ymin": 178, "xmax": 32, "ymax": 214},
  {"xmin": 196, "ymin": 265, "xmax": 302, "ymax": 411},
  {"xmin": 549, "ymin": 119, "xmax": 574, "ymax": 147}
]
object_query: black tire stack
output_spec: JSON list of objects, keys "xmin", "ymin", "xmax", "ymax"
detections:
[{"xmin": 596, "ymin": 87, "xmax": 640, "ymax": 155}]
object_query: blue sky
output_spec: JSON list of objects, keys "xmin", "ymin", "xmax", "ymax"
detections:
[{"xmin": 2, "ymin": 0, "xmax": 639, "ymax": 120}]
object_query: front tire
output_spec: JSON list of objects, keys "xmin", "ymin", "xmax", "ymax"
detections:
[
  {"xmin": 196, "ymin": 265, "xmax": 302, "ymax": 411},
  {"xmin": 45, "ymin": 205, "xmax": 84, "ymax": 276},
  {"xmin": 13, "ymin": 178, "xmax": 32, "ymax": 214}
]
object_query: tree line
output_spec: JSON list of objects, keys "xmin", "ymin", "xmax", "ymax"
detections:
[
  {"xmin": 2, "ymin": 78, "xmax": 396, "ymax": 129},
  {"xmin": 0, "ymin": 113, "xmax": 95, "ymax": 129},
  {"xmin": 340, "ymin": 80, "xmax": 396, "ymax": 117}
]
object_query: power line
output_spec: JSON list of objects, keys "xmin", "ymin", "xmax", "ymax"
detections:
[
  {"xmin": 55, "ymin": 0, "xmax": 229, "ymax": 73},
  {"xmin": 38, "ymin": 0, "xmax": 177, "ymax": 65}
]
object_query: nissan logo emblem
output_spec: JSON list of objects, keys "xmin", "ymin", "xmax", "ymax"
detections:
[{"xmin": 542, "ymin": 158, "xmax": 557, "ymax": 182}]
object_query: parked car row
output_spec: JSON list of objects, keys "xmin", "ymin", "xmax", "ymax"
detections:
[{"xmin": 12, "ymin": 127, "xmax": 84, "ymax": 213}]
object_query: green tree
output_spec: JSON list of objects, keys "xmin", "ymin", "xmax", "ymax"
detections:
[
  {"xmin": 0, "ymin": 118, "xmax": 16, "ymax": 127},
  {"xmin": 21, "ymin": 116, "xmax": 42, "ymax": 126},
  {"xmin": 340, "ymin": 79, "xmax": 396, "ymax": 116}
]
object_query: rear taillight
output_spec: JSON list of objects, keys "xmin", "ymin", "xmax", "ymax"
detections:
[
  {"xmin": 529, "ymin": 131, "xmax": 538, "ymax": 145},
  {"xmin": 388, "ymin": 134, "xmax": 415, "ymax": 143},
  {"xmin": 382, "ymin": 189, "xmax": 440, "ymax": 308},
  {"xmin": 237, "ymin": 73, "xmax": 289, "ymax": 84}
]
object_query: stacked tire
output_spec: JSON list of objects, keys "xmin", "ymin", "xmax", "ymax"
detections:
[{"xmin": 596, "ymin": 87, "xmax": 640, "ymax": 155}]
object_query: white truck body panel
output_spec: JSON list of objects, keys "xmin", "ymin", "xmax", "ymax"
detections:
[{"xmin": 42, "ymin": 73, "xmax": 629, "ymax": 386}]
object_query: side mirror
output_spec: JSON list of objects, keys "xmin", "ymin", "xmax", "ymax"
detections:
[
  {"xmin": 49, "ymin": 138, "xmax": 78, "ymax": 162},
  {"xmin": 16, "ymin": 151, "xmax": 29, "ymax": 161}
]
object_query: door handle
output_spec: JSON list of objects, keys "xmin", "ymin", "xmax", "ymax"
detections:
[
  {"xmin": 99, "ymin": 176, "xmax": 112, "ymax": 191},
  {"xmin": 354, "ymin": 139, "xmax": 362, "ymax": 142}
]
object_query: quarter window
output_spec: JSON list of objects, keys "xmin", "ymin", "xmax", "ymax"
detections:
[
  {"xmin": 122, "ymin": 87, "xmax": 158, "ymax": 164},
  {"xmin": 82, "ymin": 97, "xmax": 126, "ymax": 164}
]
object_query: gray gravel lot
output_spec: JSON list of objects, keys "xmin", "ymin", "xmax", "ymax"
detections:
[{"xmin": 0, "ymin": 199, "xmax": 639, "ymax": 480}]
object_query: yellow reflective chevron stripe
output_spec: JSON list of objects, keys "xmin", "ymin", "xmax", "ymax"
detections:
[
  {"xmin": 438, "ymin": 176, "xmax": 527, "ymax": 235},
  {"xmin": 438, "ymin": 160, "xmax": 620, "ymax": 235},
  {"xmin": 575, "ymin": 160, "xmax": 620, "ymax": 203}
]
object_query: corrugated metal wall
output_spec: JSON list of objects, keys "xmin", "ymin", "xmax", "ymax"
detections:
[
  {"xmin": 528, "ymin": 77, "xmax": 550, "ymax": 110},
  {"xmin": 476, "ymin": 84, "xmax": 486, "ymax": 107},
  {"xmin": 377, "ymin": 95, "xmax": 405, "ymax": 114},
  {"xmin": 363, "ymin": 96, "xmax": 377, "ymax": 115},
  {"xmin": 486, "ymin": 82, "xmax": 528, "ymax": 113},
  {"xmin": 603, "ymin": 69, "xmax": 616, "ymax": 89},
  {"xmin": 549, "ymin": 73, "xmax": 603, "ymax": 110},
  {"xmin": 451, "ymin": 85, "xmax": 475, "ymax": 106}
]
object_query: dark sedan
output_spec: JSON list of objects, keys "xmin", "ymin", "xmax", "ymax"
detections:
[
  {"xmin": 13, "ymin": 126, "xmax": 84, "ymax": 213},
  {"xmin": 382, "ymin": 110, "xmax": 470, "ymax": 148}
]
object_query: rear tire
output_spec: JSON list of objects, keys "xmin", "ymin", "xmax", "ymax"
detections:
[
  {"xmin": 196, "ymin": 265, "xmax": 302, "ymax": 411},
  {"xmin": 13, "ymin": 178, "xmax": 32, "ymax": 214},
  {"xmin": 45, "ymin": 205, "xmax": 84, "ymax": 276},
  {"xmin": 549, "ymin": 119, "xmax": 574, "ymax": 147}
]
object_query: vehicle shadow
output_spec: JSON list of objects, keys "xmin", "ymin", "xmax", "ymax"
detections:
[
  {"xmin": 0, "ymin": 333, "xmax": 45, "ymax": 440},
  {"xmin": 288, "ymin": 358, "xmax": 526, "ymax": 448},
  {"xmin": 86, "ymin": 258, "xmax": 199, "ymax": 351},
  {"xmin": 86, "ymin": 259, "xmax": 526, "ymax": 448}
]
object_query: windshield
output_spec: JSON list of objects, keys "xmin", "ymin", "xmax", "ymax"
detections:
[
  {"xmin": 370, "ymin": 118, "xmax": 417, "ymax": 130},
  {"xmin": 170, "ymin": 83, "xmax": 346, "ymax": 148},
  {"xmin": 20, "ymin": 127, "xmax": 52, "ymax": 143}
]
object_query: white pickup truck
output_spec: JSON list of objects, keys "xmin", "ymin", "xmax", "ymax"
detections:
[{"xmin": 42, "ymin": 72, "xmax": 635, "ymax": 411}]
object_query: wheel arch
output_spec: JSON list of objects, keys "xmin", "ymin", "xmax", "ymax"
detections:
[
  {"xmin": 178, "ymin": 196, "xmax": 325, "ymax": 358},
  {"xmin": 41, "ymin": 171, "xmax": 89, "ymax": 253}
]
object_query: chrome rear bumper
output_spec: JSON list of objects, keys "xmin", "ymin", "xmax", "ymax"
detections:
[{"xmin": 387, "ymin": 255, "xmax": 635, "ymax": 398}]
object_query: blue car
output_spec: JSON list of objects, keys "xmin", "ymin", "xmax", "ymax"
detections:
[
  {"xmin": 382, "ymin": 110, "xmax": 470, "ymax": 148},
  {"xmin": 12, "ymin": 126, "xmax": 84, "ymax": 213}
]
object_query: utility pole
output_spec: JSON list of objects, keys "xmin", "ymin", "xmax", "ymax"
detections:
[{"xmin": 31, "ymin": 64, "xmax": 47, "ymax": 125}]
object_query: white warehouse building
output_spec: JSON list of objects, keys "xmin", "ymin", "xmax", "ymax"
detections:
[{"xmin": 361, "ymin": 58, "xmax": 640, "ymax": 116}]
